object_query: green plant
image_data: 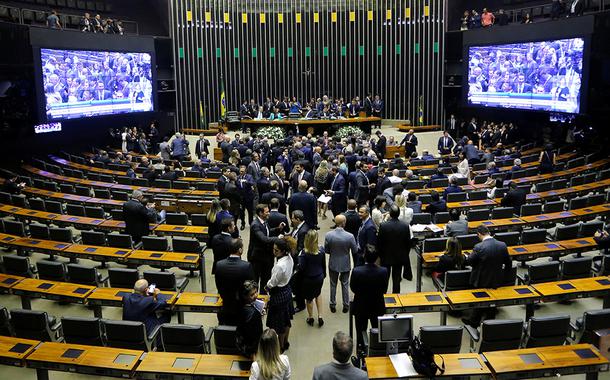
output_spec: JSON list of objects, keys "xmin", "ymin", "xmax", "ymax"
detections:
[{"xmin": 336, "ymin": 125, "xmax": 364, "ymax": 139}]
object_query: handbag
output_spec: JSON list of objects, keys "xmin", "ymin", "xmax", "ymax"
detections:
[{"xmin": 408, "ymin": 336, "xmax": 445, "ymax": 378}]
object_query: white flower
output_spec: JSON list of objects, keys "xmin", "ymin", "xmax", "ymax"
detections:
[
  {"xmin": 336, "ymin": 126, "xmax": 364, "ymax": 139},
  {"xmin": 256, "ymin": 126, "xmax": 286, "ymax": 141}
]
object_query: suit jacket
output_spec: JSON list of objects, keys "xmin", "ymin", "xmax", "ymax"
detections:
[
  {"xmin": 122, "ymin": 293, "xmax": 167, "ymax": 334},
  {"xmin": 214, "ymin": 256, "xmax": 254, "ymax": 313},
  {"xmin": 256, "ymin": 177, "xmax": 271, "ymax": 199},
  {"xmin": 194, "ymin": 138, "xmax": 210, "ymax": 158},
  {"xmin": 357, "ymin": 218, "xmax": 377, "ymax": 256},
  {"xmin": 354, "ymin": 170, "xmax": 370, "ymax": 204},
  {"xmin": 443, "ymin": 185, "xmax": 463, "ymax": 201},
  {"xmin": 438, "ymin": 136, "xmax": 455, "ymax": 154},
  {"xmin": 289, "ymin": 191, "xmax": 317, "ymax": 228},
  {"xmin": 312, "ymin": 362, "xmax": 368, "ymax": 380},
  {"xmin": 210, "ymin": 232, "xmax": 233, "ymax": 274},
  {"xmin": 445, "ymin": 219, "xmax": 469, "ymax": 237},
  {"xmin": 425, "ymin": 200, "xmax": 447, "ymax": 215},
  {"xmin": 267, "ymin": 210, "xmax": 289, "ymax": 237},
  {"xmin": 246, "ymin": 161, "xmax": 261, "ymax": 181},
  {"xmin": 324, "ymin": 227, "xmax": 358, "ymax": 273},
  {"xmin": 377, "ymin": 218, "xmax": 412, "ymax": 268},
  {"xmin": 261, "ymin": 191, "xmax": 286, "ymax": 215},
  {"xmin": 376, "ymin": 136, "xmax": 387, "ymax": 158},
  {"xmin": 342, "ymin": 210, "xmax": 362, "ymax": 241},
  {"xmin": 122, "ymin": 199, "xmax": 156, "ymax": 241},
  {"xmin": 400, "ymin": 134, "xmax": 418, "ymax": 151},
  {"xmin": 290, "ymin": 222, "xmax": 310, "ymax": 254},
  {"xmin": 350, "ymin": 263, "xmax": 388, "ymax": 316},
  {"xmin": 466, "ymin": 237, "xmax": 512, "ymax": 288},
  {"xmin": 329, "ymin": 173, "xmax": 347, "ymax": 213},
  {"xmin": 290, "ymin": 171, "xmax": 314, "ymax": 192},
  {"xmin": 247, "ymin": 218, "xmax": 276, "ymax": 264},
  {"xmin": 501, "ymin": 188, "xmax": 527, "ymax": 215}
]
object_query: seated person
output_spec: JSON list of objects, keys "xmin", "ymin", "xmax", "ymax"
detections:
[
  {"xmin": 312, "ymin": 331, "xmax": 368, "ymax": 380},
  {"xmin": 122, "ymin": 279, "xmax": 170, "ymax": 335},
  {"xmin": 427, "ymin": 169, "xmax": 447, "ymax": 188},
  {"xmin": 424, "ymin": 190, "xmax": 447, "ymax": 216},
  {"xmin": 510, "ymin": 158, "xmax": 522, "ymax": 172},
  {"xmin": 500, "ymin": 181, "xmax": 526, "ymax": 216},
  {"xmin": 443, "ymin": 176, "xmax": 463, "ymax": 201},
  {"xmin": 487, "ymin": 178, "xmax": 504, "ymax": 199},
  {"xmin": 407, "ymin": 192, "xmax": 422, "ymax": 213},
  {"xmin": 594, "ymin": 223, "xmax": 610, "ymax": 253},
  {"xmin": 486, "ymin": 161, "xmax": 499, "ymax": 175},
  {"xmin": 420, "ymin": 150, "xmax": 435, "ymax": 160},
  {"xmin": 160, "ymin": 166, "xmax": 179, "ymax": 181},
  {"xmin": 444, "ymin": 209, "xmax": 468, "ymax": 237},
  {"xmin": 268, "ymin": 107, "xmax": 284, "ymax": 120},
  {"xmin": 2, "ymin": 174, "xmax": 25, "ymax": 194},
  {"xmin": 236, "ymin": 280, "xmax": 264, "ymax": 359},
  {"xmin": 431, "ymin": 237, "xmax": 465, "ymax": 279}
]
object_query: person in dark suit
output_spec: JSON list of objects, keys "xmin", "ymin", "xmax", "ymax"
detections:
[
  {"xmin": 501, "ymin": 181, "xmax": 527, "ymax": 215},
  {"xmin": 260, "ymin": 181, "xmax": 287, "ymax": 215},
  {"xmin": 237, "ymin": 165, "xmax": 256, "ymax": 230},
  {"xmin": 443, "ymin": 176, "xmax": 463, "ymax": 201},
  {"xmin": 400, "ymin": 129, "xmax": 418, "ymax": 157},
  {"xmin": 327, "ymin": 166, "xmax": 347, "ymax": 216},
  {"xmin": 350, "ymin": 250, "xmax": 389, "ymax": 351},
  {"xmin": 235, "ymin": 280, "xmax": 263, "ymax": 359},
  {"xmin": 354, "ymin": 161, "xmax": 374, "ymax": 207},
  {"xmin": 424, "ymin": 190, "xmax": 447, "ymax": 216},
  {"xmin": 342, "ymin": 199, "xmax": 362, "ymax": 242},
  {"xmin": 290, "ymin": 163, "xmax": 314, "ymax": 193},
  {"xmin": 123, "ymin": 190, "xmax": 158, "ymax": 243},
  {"xmin": 2, "ymin": 174, "xmax": 25, "ymax": 194},
  {"xmin": 122, "ymin": 279, "xmax": 170, "ymax": 335},
  {"xmin": 462, "ymin": 225, "xmax": 512, "ymax": 327},
  {"xmin": 247, "ymin": 152, "xmax": 262, "ymax": 182},
  {"xmin": 376, "ymin": 205, "xmax": 413, "ymax": 293},
  {"xmin": 247, "ymin": 204, "xmax": 284, "ymax": 294},
  {"xmin": 267, "ymin": 198, "xmax": 290, "ymax": 237},
  {"xmin": 438, "ymin": 131, "xmax": 455, "ymax": 156},
  {"xmin": 374, "ymin": 131, "xmax": 387, "ymax": 159},
  {"xmin": 160, "ymin": 166, "xmax": 179, "ymax": 181},
  {"xmin": 93, "ymin": 81, "xmax": 111, "ymax": 100},
  {"xmin": 289, "ymin": 210, "xmax": 310, "ymax": 253},
  {"xmin": 256, "ymin": 167, "xmax": 271, "ymax": 199},
  {"xmin": 356, "ymin": 206, "xmax": 377, "ymax": 267},
  {"xmin": 513, "ymin": 73, "xmax": 533, "ymax": 93},
  {"xmin": 288, "ymin": 180, "xmax": 317, "ymax": 229},
  {"xmin": 215, "ymin": 238, "xmax": 255, "ymax": 325},
  {"xmin": 210, "ymin": 218, "xmax": 236, "ymax": 274},
  {"xmin": 446, "ymin": 114, "xmax": 458, "ymax": 138},
  {"xmin": 194, "ymin": 133, "xmax": 210, "ymax": 159}
]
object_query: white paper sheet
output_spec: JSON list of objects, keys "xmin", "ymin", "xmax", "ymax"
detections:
[
  {"xmin": 389, "ymin": 353, "xmax": 419, "ymax": 377},
  {"xmin": 317, "ymin": 194, "xmax": 331, "ymax": 204}
]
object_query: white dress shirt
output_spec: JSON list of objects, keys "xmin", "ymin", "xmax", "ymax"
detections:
[
  {"xmin": 267, "ymin": 255, "xmax": 294, "ymax": 289},
  {"xmin": 457, "ymin": 159, "xmax": 470, "ymax": 178},
  {"xmin": 249, "ymin": 355, "xmax": 291, "ymax": 380}
]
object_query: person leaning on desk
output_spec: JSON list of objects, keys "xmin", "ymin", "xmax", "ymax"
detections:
[{"xmin": 122, "ymin": 278, "xmax": 170, "ymax": 335}]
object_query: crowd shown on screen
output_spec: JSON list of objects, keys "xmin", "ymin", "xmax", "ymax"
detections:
[
  {"xmin": 46, "ymin": 9, "xmax": 124, "ymax": 35},
  {"xmin": 239, "ymin": 94, "xmax": 384, "ymax": 121},
  {"xmin": 460, "ymin": 0, "xmax": 586, "ymax": 30}
]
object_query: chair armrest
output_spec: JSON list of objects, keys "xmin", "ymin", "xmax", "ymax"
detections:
[
  {"xmin": 133, "ymin": 241, "xmax": 143, "ymax": 250},
  {"xmin": 147, "ymin": 324, "xmax": 162, "ymax": 348},
  {"xmin": 432, "ymin": 276, "xmax": 444, "ymax": 292},
  {"xmin": 98, "ymin": 274, "xmax": 109, "ymax": 286},
  {"xmin": 360, "ymin": 330, "xmax": 369, "ymax": 357},
  {"xmin": 30, "ymin": 265, "xmax": 38, "ymax": 274},
  {"xmin": 516, "ymin": 273, "xmax": 527, "ymax": 285},
  {"xmin": 464, "ymin": 325, "xmax": 480, "ymax": 342},
  {"xmin": 204, "ymin": 327, "xmax": 214, "ymax": 354}
]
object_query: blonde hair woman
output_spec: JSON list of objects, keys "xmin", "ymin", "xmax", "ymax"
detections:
[
  {"xmin": 229, "ymin": 149, "xmax": 241, "ymax": 166},
  {"xmin": 315, "ymin": 160, "xmax": 330, "ymax": 219},
  {"xmin": 298, "ymin": 229, "xmax": 326, "ymax": 327},
  {"xmin": 249, "ymin": 329, "xmax": 291, "ymax": 380},
  {"xmin": 394, "ymin": 194, "xmax": 414, "ymax": 225}
]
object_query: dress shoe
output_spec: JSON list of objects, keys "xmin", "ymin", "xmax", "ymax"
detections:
[
  {"xmin": 318, "ymin": 317, "xmax": 324, "ymax": 327},
  {"xmin": 342, "ymin": 305, "xmax": 349, "ymax": 313},
  {"xmin": 330, "ymin": 305, "xmax": 336, "ymax": 313},
  {"xmin": 306, "ymin": 317, "xmax": 314, "ymax": 326}
]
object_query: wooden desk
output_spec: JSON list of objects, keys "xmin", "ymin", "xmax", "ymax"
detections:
[
  {"xmin": 153, "ymin": 224, "xmax": 208, "ymax": 239},
  {"xmin": 87, "ymin": 287, "xmax": 177, "ymax": 318},
  {"xmin": 0, "ymin": 336, "xmax": 40, "ymax": 367},
  {"xmin": 512, "ymin": 158, "xmax": 610, "ymax": 186},
  {"xmin": 126, "ymin": 250, "xmax": 201, "ymax": 271},
  {"xmin": 11, "ymin": 278, "xmax": 94, "ymax": 309},
  {"xmin": 10, "ymin": 237, "xmax": 71, "ymax": 256},
  {"xmin": 385, "ymin": 145, "xmax": 405, "ymax": 159},
  {"xmin": 26, "ymin": 341, "xmax": 142, "ymax": 379},
  {"xmin": 0, "ymin": 273, "xmax": 24, "ymax": 293},
  {"xmin": 508, "ymin": 242, "xmax": 567, "ymax": 262},
  {"xmin": 136, "ymin": 351, "xmax": 202, "ymax": 379},
  {"xmin": 446, "ymin": 285, "xmax": 539, "ymax": 320},
  {"xmin": 520, "ymin": 210, "xmax": 577, "ymax": 226},
  {"xmin": 366, "ymin": 353, "xmax": 491, "ymax": 379},
  {"xmin": 62, "ymin": 244, "xmax": 132, "ymax": 263},
  {"xmin": 532, "ymin": 277, "xmax": 610, "ymax": 308},
  {"xmin": 173, "ymin": 292, "xmax": 269, "ymax": 324},
  {"xmin": 484, "ymin": 344, "xmax": 609, "ymax": 380},
  {"xmin": 394, "ymin": 292, "xmax": 451, "ymax": 325},
  {"xmin": 558, "ymin": 237, "xmax": 598, "ymax": 255},
  {"xmin": 242, "ymin": 116, "xmax": 381, "ymax": 135},
  {"xmin": 467, "ymin": 217, "xmax": 525, "ymax": 232},
  {"xmin": 446, "ymin": 199, "xmax": 497, "ymax": 211},
  {"xmin": 194, "ymin": 354, "xmax": 252, "ymax": 378},
  {"xmin": 99, "ymin": 219, "xmax": 156, "ymax": 231}
]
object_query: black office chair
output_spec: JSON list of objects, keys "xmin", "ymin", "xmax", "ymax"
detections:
[
  {"xmin": 85, "ymin": 206, "xmax": 106, "ymax": 219},
  {"xmin": 110, "ymin": 209, "xmax": 125, "ymax": 221},
  {"xmin": 457, "ymin": 234, "xmax": 479, "ymax": 250},
  {"xmin": 593, "ymin": 255, "xmax": 610, "ymax": 275},
  {"xmin": 494, "ymin": 232, "xmax": 520, "ymax": 246},
  {"xmin": 28, "ymin": 198, "xmax": 46, "ymax": 211},
  {"xmin": 423, "ymin": 237, "xmax": 448, "ymax": 253},
  {"xmin": 362, "ymin": 328, "xmax": 389, "ymax": 357},
  {"xmin": 116, "ymin": 177, "xmax": 132, "ymax": 185},
  {"xmin": 411, "ymin": 213, "xmax": 432, "ymax": 225},
  {"xmin": 172, "ymin": 181, "xmax": 190, "ymax": 190},
  {"xmin": 587, "ymin": 193, "xmax": 606, "ymax": 207},
  {"xmin": 520, "ymin": 203, "xmax": 542, "ymax": 217},
  {"xmin": 570, "ymin": 309, "xmax": 610, "ymax": 344},
  {"xmin": 143, "ymin": 271, "xmax": 188, "ymax": 292},
  {"xmin": 160, "ymin": 323, "xmax": 213, "ymax": 354},
  {"xmin": 155, "ymin": 179, "xmax": 172, "ymax": 189},
  {"xmin": 543, "ymin": 201, "xmax": 565, "ymax": 214},
  {"xmin": 142, "ymin": 236, "xmax": 170, "ymax": 251},
  {"xmin": 102, "ymin": 319, "xmax": 159, "ymax": 351},
  {"xmin": 405, "ymin": 181, "xmax": 426, "ymax": 190},
  {"xmin": 61, "ymin": 316, "xmax": 103, "ymax": 346},
  {"xmin": 447, "ymin": 192, "xmax": 468, "ymax": 203},
  {"xmin": 433, "ymin": 269, "xmax": 472, "ymax": 292},
  {"xmin": 3, "ymin": 220, "xmax": 26, "ymax": 237},
  {"xmin": 44, "ymin": 200, "xmax": 64, "ymax": 214},
  {"xmin": 517, "ymin": 261, "xmax": 561, "ymax": 285},
  {"xmin": 467, "ymin": 209, "xmax": 489, "ymax": 222},
  {"xmin": 569, "ymin": 176, "xmax": 585, "ymax": 187},
  {"xmin": 81, "ymin": 231, "xmax": 106, "ymax": 246},
  {"xmin": 108, "ymin": 268, "xmax": 140, "ymax": 289},
  {"xmin": 172, "ymin": 237, "xmax": 202, "ymax": 253},
  {"xmin": 0, "ymin": 307, "xmax": 13, "ymax": 336},
  {"xmin": 419, "ymin": 326, "xmax": 463, "ymax": 354},
  {"xmin": 535, "ymin": 181, "xmax": 552, "ymax": 193},
  {"xmin": 66, "ymin": 264, "xmax": 108, "ymax": 286},
  {"xmin": 165, "ymin": 213, "xmax": 189, "ymax": 226},
  {"xmin": 2, "ymin": 255, "xmax": 36, "ymax": 277},
  {"xmin": 29, "ymin": 223, "xmax": 50, "ymax": 240},
  {"xmin": 521, "ymin": 229, "xmax": 547, "ymax": 244},
  {"xmin": 0, "ymin": 191, "xmax": 11, "ymax": 204},
  {"xmin": 49, "ymin": 227, "xmax": 75, "ymax": 243},
  {"xmin": 213, "ymin": 325, "xmax": 239, "ymax": 354},
  {"xmin": 434, "ymin": 212, "xmax": 450, "ymax": 224},
  {"xmin": 430, "ymin": 178, "xmax": 449, "ymax": 188},
  {"xmin": 552, "ymin": 179, "xmax": 567, "ymax": 190},
  {"xmin": 555, "ymin": 224, "xmax": 580, "ymax": 240},
  {"xmin": 94, "ymin": 189, "xmax": 111, "ymax": 199},
  {"xmin": 66, "ymin": 203, "xmax": 86, "ymax": 216},
  {"xmin": 10, "ymin": 309, "xmax": 61, "ymax": 341},
  {"xmin": 501, "ymin": 265, "xmax": 518, "ymax": 286},
  {"xmin": 468, "ymin": 191, "xmax": 488, "ymax": 201},
  {"xmin": 580, "ymin": 221, "xmax": 604, "ymax": 238},
  {"xmin": 560, "ymin": 257, "xmax": 592, "ymax": 280},
  {"xmin": 11, "ymin": 195, "xmax": 27, "ymax": 207},
  {"xmin": 75, "ymin": 186, "xmax": 91, "ymax": 196},
  {"xmin": 465, "ymin": 319, "xmax": 523, "ymax": 353},
  {"xmin": 523, "ymin": 314, "xmax": 570, "ymax": 348},
  {"xmin": 491, "ymin": 207, "xmax": 515, "ymax": 219},
  {"xmin": 36, "ymin": 260, "xmax": 67, "ymax": 282},
  {"xmin": 107, "ymin": 233, "xmax": 136, "ymax": 249},
  {"xmin": 111, "ymin": 190, "xmax": 129, "ymax": 201},
  {"xmin": 569, "ymin": 197, "xmax": 588, "ymax": 210}
]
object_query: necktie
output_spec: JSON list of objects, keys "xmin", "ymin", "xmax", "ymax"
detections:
[
  {"xmin": 444, "ymin": 138, "xmax": 447, "ymax": 149},
  {"xmin": 291, "ymin": 227, "xmax": 298, "ymax": 238},
  {"xmin": 298, "ymin": 172, "xmax": 303, "ymax": 182},
  {"xmin": 263, "ymin": 222, "xmax": 269, "ymax": 236}
]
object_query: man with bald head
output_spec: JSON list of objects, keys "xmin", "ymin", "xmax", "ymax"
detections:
[
  {"xmin": 122, "ymin": 279, "xmax": 170, "ymax": 334},
  {"xmin": 324, "ymin": 215, "xmax": 358, "ymax": 313}
]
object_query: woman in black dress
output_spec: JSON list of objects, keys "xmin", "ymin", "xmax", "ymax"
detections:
[
  {"xmin": 539, "ymin": 144, "xmax": 556, "ymax": 174},
  {"xmin": 431, "ymin": 237, "xmax": 465, "ymax": 279},
  {"xmin": 298, "ymin": 229, "xmax": 326, "ymax": 327},
  {"xmin": 236, "ymin": 280, "xmax": 264, "ymax": 359}
]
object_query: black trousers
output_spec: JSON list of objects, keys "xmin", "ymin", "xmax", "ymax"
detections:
[
  {"xmin": 239, "ymin": 198, "xmax": 254, "ymax": 226},
  {"xmin": 252, "ymin": 260, "xmax": 272, "ymax": 295},
  {"xmin": 355, "ymin": 313, "xmax": 380, "ymax": 352},
  {"xmin": 291, "ymin": 271, "xmax": 305, "ymax": 309},
  {"xmin": 384, "ymin": 264, "xmax": 403, "ymax": 294}
]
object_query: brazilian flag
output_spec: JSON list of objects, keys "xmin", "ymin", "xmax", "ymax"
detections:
[
  {"xmin": 199, "ymin": 101, "xmax": 207, "ymax": 129},
  {"xmin": 220, "ymin": 76, "xmax": 226, "ymax": 121},
  {"xmin": 418, "ymin": 95, "xmax": 424, "ymax": 126}
]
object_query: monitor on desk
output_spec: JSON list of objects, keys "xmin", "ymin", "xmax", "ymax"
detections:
[{"xmin": 378, "ymin": 314, "xmax": 413, "ymax": 343}]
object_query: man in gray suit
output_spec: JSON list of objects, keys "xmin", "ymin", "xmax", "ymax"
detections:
[
  {"xmin": 462, "ymin": 225, "xmax": 512, "ymax": 327},
  {"xmin": 324, "ymin": 215, "xmax": 358, "ymax": 314},
  {"xmin": 312, "ymin": 331, "xmax": 368, "ymax": 380},
  {"xmin": 444, "ymin": 209, "xmax": 469, "ymax": 237}
]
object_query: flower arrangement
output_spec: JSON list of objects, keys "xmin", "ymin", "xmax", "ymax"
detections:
[
  {"xmin": 336, "ymin": 125, "xmax": 365, "ymax": 139},
  {"xmin": 256, "ymin": 126, "xmax": 286, "ymax": 140}
]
